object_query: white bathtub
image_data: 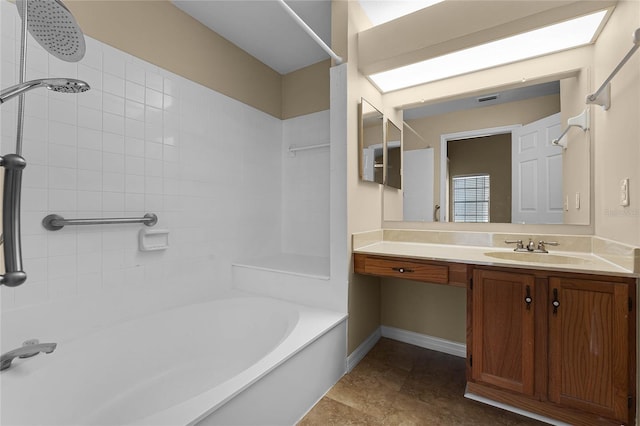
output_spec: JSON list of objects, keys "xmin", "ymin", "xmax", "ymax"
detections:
[{"xmin": 1, "ymin": 296, "xmax": 347, "ymax": 425}]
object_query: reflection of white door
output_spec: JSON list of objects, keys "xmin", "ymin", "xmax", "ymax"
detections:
[
  {"xmin": 403, "ymin": 148, "xmax": 434, "ymax": 221},
  {"xmin": 512, "ymin": 112, "xmax": 563, "ymax": 224},
  {"xmin": 362, "ymin": 147, "xmax": 375, "ymax": 181}
]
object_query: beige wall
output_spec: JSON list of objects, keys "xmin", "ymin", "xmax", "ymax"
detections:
[
  {"xmin": 560, "ymin": 73, "xmax": 592, "ymax": 225},
  {"xmin": 593, "ymin": 0, "xmax": 640, "ymax": 246},
  {"xmin": 67, "ymin": 0, "xmax": 328, "ymax": 119},
  {"xmin": 340, "ymin": 0, "xmax": 384, "ymax": 354},
  {"xmin": 282, "ymin": 60, "xmax": 331, "ymax": 120},
  {"xmin": 448, "ymin": 133, "xmax": 512, "ymax": 223},
  {"xmin": 381, "ymin": 279, "xmax": 466, "ymax": 343}
]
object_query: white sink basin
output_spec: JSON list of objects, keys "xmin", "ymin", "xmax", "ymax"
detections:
[{"xmin": 484, "ymin": 251, "xmax": 591, "ymax": 265}]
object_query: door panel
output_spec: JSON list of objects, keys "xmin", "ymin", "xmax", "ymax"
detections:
[
  {"xmin": 548, "ymin": 277, "xmax": 629, "ymax": 423},
  {"xmin": 472, "ymin": 269, "xmax": 535, "ymax": 395},
  {"xmin": 403, "ymin": 148, "xmax": 434, "ymax": 221},
  {"xmin": 512, "ymin": 113, "xmax": 562, "ymax": 224}
]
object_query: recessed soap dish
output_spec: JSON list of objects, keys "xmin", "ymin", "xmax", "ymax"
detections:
[{"xmin": 139, "ymin": 228, "xmax": 169, "ymax": 251}]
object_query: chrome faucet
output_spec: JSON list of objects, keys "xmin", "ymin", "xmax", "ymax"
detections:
[
  {"xmin": 1, "ymin": 339, "xmax": 57, "ymax": 371},
  {"xmin": 505, "ymin": 238, "xmax": 559, "ymax": 253},
  {"xmin": 526, "ymin": 239, "xmax": 537, "ymax": 251}
]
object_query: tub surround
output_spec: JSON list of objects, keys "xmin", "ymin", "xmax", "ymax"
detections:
[
  {"xmin": 353, "ymin": 229, "xmax": 640, "ymax": 276},
  {"xmin": 232, "ymin": 254, "xmax": 339, "ymax": 312},
  {"xmin": 233, "ymin": 254, "xmax": 330, "ymax": 280}
]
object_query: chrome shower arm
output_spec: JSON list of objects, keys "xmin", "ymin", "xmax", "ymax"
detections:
[
  {"xmin": 0, "ymin": 80, "xmax": 44, "ymax": 104},
  {"xmin": 0, "ymin": 79, "xmax": 90, "ymax": 104}
]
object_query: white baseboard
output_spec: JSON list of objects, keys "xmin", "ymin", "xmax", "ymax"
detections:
[
  {"xmin": 380, "ymin": 325, "xmax": 466, "ymax": 358},
  {"xmin": 346, "ymin": 327, "xmax": 381, "ymax": 372},
  {"xmin": 346, "ymin": 326, "xmax": 466, "ymax": 373}
]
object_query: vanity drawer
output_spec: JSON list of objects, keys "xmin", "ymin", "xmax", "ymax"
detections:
[{"xmin": 359, "ymin": 255, "xmax": 449, "ymax": 284}]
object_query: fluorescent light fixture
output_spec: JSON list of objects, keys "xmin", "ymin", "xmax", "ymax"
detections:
[
  {"xmin": 359, "ymin": 0, "xmax": 445, "ymax": 26},
  {"xmin": 369, "ymin": 10, "xmax": 608, "ymax": 93}
]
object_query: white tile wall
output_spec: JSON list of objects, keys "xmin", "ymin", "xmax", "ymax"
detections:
[
  {"xmin": 0, "ymin": 0, "xmax": 304, "ymax": 320},
  {"xmin": 282, "ymin": 111, "xmax": 330, "ymax": 258}
]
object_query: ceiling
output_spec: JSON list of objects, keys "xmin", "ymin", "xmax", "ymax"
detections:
[
  {"xmin": 172, "ymin": 0, "xmax": 431, "ymax": 75},
  {"xmin": 170, "ymin": 0, "xmax": 585, "ymax": 117},
  {"xmin": 172, "ymin": 0, "xmax": 332, "ymax": 74},
  {"xmin": 403, "ymin": 81, "xmax": 561, "ymax": 120}
]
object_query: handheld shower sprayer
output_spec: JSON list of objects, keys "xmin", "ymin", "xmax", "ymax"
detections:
[
  {"xmin": 0, "ymin": 78, "xmax": 90, "ymax": 104},
  {"xmin": 0, "ymin": 0, "xmax": 89, "ymax": 287}
]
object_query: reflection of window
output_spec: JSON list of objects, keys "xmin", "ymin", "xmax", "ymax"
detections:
[{"xmin": 452, "ymin": 174, "xmax": 490, "ymax": 223}]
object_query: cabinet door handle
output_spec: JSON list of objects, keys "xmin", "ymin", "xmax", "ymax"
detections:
[
  {"xmin": 525, "ymin": 285, "xmax": 532, "ymax": 310},
  {"xmin": 392, "ymin": 267, "xmax": 414, "ymax": 273},
  {"xmin": 552, "ymin": 288, "xmax": 560, "ymax": 314}
]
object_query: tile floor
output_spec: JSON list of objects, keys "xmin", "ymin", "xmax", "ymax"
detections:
[{"xmin": 298, "ymin": 338, "xmax": 547, "ymax": 425}]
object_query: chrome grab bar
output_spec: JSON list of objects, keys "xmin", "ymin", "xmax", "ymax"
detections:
[
  {"xmin": 42, "ymin": 213, "xmax": 158, "ymax": 231},
  {"xmin": 1, "ymin": 154, "xmax": 27, "ymax": 287}
]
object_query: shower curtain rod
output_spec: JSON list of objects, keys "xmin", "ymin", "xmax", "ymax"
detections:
[
  {"xmin": 587, "ymin": 27, "xmax": 640, "ymax": 110},
  {"xmin": 276, "ymin": 0, "xmax": 343, "ymax": 65},
  {"xmin": 403, "ymin": 121, "xmax": 430, "ymax": 147},
  {"xmin": 288, "ymin": 142, "xmax": 329, "ymax": 157},
  {"xmin": 289, "ymin": 143, "xmax": 330, "ymax": 153}
]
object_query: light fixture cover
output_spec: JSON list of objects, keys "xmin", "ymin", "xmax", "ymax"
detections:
[{"xmin": 369, "ymin": 10, "xmax": 608, "ymax": 93}]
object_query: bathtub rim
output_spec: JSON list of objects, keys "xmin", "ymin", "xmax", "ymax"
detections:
[{"xmin": 129, "ymin": 296, "xmax": 347, "ymax": 426}]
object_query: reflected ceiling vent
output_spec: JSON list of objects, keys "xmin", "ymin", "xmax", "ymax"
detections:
[{"xmin": 477, "ymin": 94, "xmax": 499, "ymax": 103}]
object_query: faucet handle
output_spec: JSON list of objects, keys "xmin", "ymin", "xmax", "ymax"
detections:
[
  {"xmin": 505, "ymin": 239, "xmax": 524, "ymax": 250},
  {"xmin": 537, "ymin": 241, "xmax": 559, "ymax": 252}
]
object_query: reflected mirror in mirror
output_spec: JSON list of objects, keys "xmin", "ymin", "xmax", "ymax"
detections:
[
  {"xmin": 394, "ymin": 78, "xmax": 589, "ymax": 225},
  {"xmin": 359, "ymin": 98, "xmax": 384, "ymax": 184},
  {"xmin": 386, "ymin": 120, "xmax": 401, "ymax": 189}
]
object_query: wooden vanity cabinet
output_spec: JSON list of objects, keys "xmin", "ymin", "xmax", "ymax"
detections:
[
  {"xmin": 352, "ymin": 252, "xmax": 636, "ymax": 424},
  {"xmin": 353, "ymin": 253, "xmax": 469, "ymax": 287},
  {"xmin": 548, "ymin": 277, "xmax": 634, "ymax": 423},
  {"xmin": 470, "ymin": 269, "xmax": 536, "ymax": 396},
  {"xmin": 469, "ymin": 268, "xmax": 636, "ymax": 425}
]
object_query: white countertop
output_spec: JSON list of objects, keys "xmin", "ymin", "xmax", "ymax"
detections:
[{"xmin": 354, "ymin": 241, "xmax": 637, "ymax": 277}]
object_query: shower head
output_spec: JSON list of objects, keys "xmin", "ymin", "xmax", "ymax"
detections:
[
  {"xmin": 16, "ymin": 0, "xmax": 86, "ymax": 62},
  {"xmin": 0, "ymin": 78, "xmax": 90, "ymax": 104}
]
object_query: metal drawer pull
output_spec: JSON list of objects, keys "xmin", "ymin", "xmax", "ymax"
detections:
[
  {"xmin": 392, "ymin": 267, "xmax": 414, "ymax": 273},
  {"xmin": 552, "ymin": 288, "xmax": 560, "ymax": 314},
  {"xmin": 525, "ymin": 285, "xmax": 532, "ymax": 310}
]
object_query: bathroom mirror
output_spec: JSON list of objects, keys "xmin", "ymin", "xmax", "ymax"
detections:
[
  {"xmin": 388, "ymin": 76, "xmax": 590, "ymax": 225},
  {"xmin": 385, "ymin": 120, "xmax": 401, "ymax": 189},
  {"xmin": 359, "ymin": 98, "xmax": 384, "ymax": 184}
]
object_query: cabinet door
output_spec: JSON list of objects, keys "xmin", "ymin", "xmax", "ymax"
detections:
[
  {"xmin": 548, "ymin": 277, "xmax": 630, "ymax": 423},
  {"xmin": 471, "ymin": 269, "xmax": 535, "ymax": 396}
]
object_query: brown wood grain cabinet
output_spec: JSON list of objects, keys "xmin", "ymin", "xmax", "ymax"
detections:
[
  {"xmin": 352, "ymin": 253, "xmax": 637, "ymax": 425},
  {"xmin": 548, "ymin": 277, "xmax": 633, "ymax": 423},
  {"xmin": 469, "ymin": 268, "xmax": 636, "ymax": 425},
  {"xmin": 353, "ymin": 253, "xmax": 469, "ymax": 287},
  {"xmin": 471, "ymin": 269, "xmax": 535, "ymax": 396}
]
